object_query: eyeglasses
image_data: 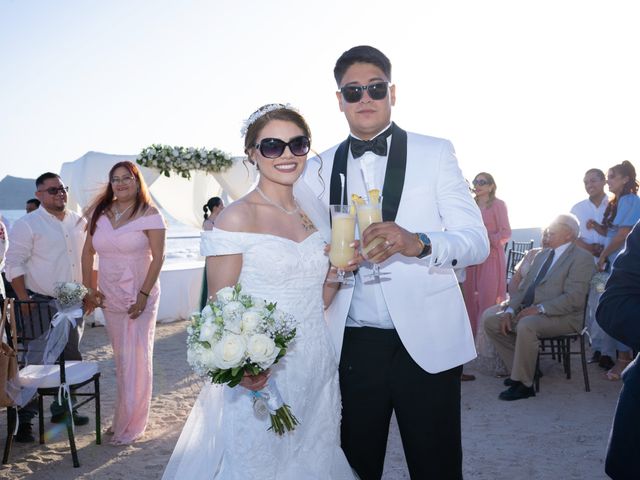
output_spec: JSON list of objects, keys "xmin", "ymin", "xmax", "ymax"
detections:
[
  {"xmin": 472, "ymin": 179, "xmax": 491, "ymax": 187},
  {"xmin": 339, "ymin": 82, "xmax": 390, "ymax": 103},
  {"xmin": 39, "ymin": 186, "xmax": 69, "ymax": 195},
  {"xmin": 255, "ymin": 136, "xmax": 311, "ymax": 159},
  {"xmin": 110, "ymin": 175, "xmax": 135, "ymax": 185}
]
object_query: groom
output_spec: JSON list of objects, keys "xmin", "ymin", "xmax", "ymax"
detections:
[{"xmin": 303, "ymin": 46, "xmax": 489, "ymax": 479}]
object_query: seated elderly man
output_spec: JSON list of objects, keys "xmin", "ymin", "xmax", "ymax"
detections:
[{"xmin": 484, "ymin": 214, "xmax": 595, "ymax": 400}]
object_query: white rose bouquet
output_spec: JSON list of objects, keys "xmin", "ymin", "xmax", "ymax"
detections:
[
  {"xmin": 187, "ymin": 284, "xmax": 299, "ymax": 435},
  {"xmin": 54, "ymin": 281, "xmax": 88, "ymax": 309}
]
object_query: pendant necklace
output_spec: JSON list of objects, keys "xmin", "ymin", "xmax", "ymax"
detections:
[
  {"xmin": 113, "ymin": 203, "xmax": 133, "ymax": 224},
  {"xmin": 255, "ymin": 186, "xmax": 316, "ymax": 232},
  {"xmin": 255, "ymin": 186, "xmax": 300, "ymax": 215}
]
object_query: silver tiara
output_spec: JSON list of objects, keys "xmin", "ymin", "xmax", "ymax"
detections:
[{"xmin": 240, "ymin": 103, "xmax": 298, "ymax": 137}]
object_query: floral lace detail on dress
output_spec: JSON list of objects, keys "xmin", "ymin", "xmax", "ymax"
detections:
[{"xmin": 199, "ymin": 229, "xmax": 354, "ymax": 479}]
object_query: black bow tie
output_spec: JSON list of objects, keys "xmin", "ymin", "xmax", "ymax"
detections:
[{"xmin": 350, "ymin": 127, "xmax": 392, "ymax": 159}]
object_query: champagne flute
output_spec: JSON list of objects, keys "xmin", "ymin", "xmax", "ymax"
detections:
[
  {"xmin": 356, "ymin": 197, "xmax": 389, "ymax": 279},
  {"xmin": 327, "ymin": 205, "xmax": 356, "ymax": 284}
]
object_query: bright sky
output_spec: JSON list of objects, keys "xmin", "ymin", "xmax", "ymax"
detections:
[{"xmin": 1, "ymin": 0, "xmax": 639, "ymax": 228}]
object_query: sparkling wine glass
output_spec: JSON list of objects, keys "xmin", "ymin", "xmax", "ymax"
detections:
[
  {"xmin": 356, "ymin": 198, "xmax": 389, "ymax": 279},
  {"xmin": 327, "ymin": 205, "xmax": 356, "ymax": 284}
]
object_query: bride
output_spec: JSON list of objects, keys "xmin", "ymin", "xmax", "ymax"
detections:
[{"xmin": 162, "ymin": 104, "xmax": 356, "ymax": 479}]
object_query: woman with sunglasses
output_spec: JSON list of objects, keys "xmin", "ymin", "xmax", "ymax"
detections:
[
  {"xmin": 586, "ymin": 160, "xmax": 640, "ymax": 380},
  {"xmin": 463, "ymin": 172, "xmax": 512, "ymax": 339},
  {"xmin": 163, "ymin": 104, "xmax": 355, "ymax": 479},
  {"xmin": 81, "ymin": 161, "xmax": 166, "ymax": 445}
]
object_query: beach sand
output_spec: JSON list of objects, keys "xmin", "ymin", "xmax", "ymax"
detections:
[{"xmin": 0, "ymin": 320, "xmax": 620, "ymax": 479}]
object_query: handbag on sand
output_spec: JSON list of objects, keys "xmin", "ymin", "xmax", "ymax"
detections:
[{"xmin": 0, "ymin": 298, "xmax": 18, "ymax": 408}]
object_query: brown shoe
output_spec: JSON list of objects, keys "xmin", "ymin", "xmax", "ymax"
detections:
[{"xmin": 461, "ymin": 373, "xmax": 476, "ymax": 381}]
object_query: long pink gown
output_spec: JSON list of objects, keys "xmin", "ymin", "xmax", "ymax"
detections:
[
  {"xmin": 463, "ymin": 198, "xmax": 511, "ymax": 336},
  {"xmin": 92, "ymin": 213, "xmax": 166, "ymax": 444}
]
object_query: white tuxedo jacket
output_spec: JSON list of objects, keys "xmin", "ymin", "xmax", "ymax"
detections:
[{"xmin": 301, "ymin": 129, "xmax": 489, "ymax": 373}]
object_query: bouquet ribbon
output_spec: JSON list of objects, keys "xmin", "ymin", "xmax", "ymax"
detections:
[
  {"xmin": 252, "ymin": 379, "xmax": 284, "ymax": 415},
  {"xmin": 42, "ymin": 304, "xmax": 81, "ymax": 365}
]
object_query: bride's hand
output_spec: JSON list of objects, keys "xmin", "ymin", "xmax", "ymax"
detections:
[
  {"xmin": 324, "ymin": 241, "xmax": 364, "ymax": 273},
  {"xmin": 240, "ymin": 370, "xmax": 270, "ymax": 391}
]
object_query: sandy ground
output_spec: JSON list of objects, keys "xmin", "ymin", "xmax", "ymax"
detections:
[{"xmin": 0, "ymin": 320, "xmax": 621, "ymax": 480}]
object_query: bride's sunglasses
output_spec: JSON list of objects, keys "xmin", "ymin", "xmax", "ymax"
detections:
[
  {"xmin": 339, "ymin": 81, "xmax": 390, "ymax": 103},
  {"xmin": 255, "ymin": 136, "xmax": 311, "ymax": 159}
]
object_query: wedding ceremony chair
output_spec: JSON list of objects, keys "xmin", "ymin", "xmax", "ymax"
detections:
[
  {"xmin": 534, "ymin": 295, "xmax": 591, "ymax": 393},
  {"xmin": 2, "ymin": 299, "xmax": 101, "ymax": 468}
]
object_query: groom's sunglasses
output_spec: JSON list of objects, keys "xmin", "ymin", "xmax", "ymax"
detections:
[
  {"xmin": 339, "ymin": 81, "xmax": 390, "ymax": 103},
  {"xmin": 255, "ymin": 136, "xmax": 311, "ymax": 159}
]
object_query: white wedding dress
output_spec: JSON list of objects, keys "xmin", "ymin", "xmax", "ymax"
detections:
[{"xmin": 162, "ymin": 228, "xmax": 355, "ymax": 480}]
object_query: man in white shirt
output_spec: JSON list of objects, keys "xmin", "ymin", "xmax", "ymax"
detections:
[
  {"xmin": 569, "ymin": 168, "xmax": 611, "ymax": 367},
  {"xmin": 484, "ymin": 214, "xmax": 595, "ymax": 400},
  {"xmin": 5, "ymin": 172, "xmax": 88, "ymax": 441},
  {"xmin": 571, "ymin": 168, "xmax": 609, "ymax": 258}
]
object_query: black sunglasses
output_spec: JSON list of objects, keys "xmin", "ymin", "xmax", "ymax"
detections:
[
  {"xmin": 39, "ymin": 186, "xmax": 69, "ymax": 195},
  {"xmin": 339, "ymin": 81, "xmax": 390, "ymax": 103},
  {"xmin": 472, "ymin": 179, "xmax": 491, "ymax": 187},
  {"xmin": 255, "ymin": 136, "xmax": 311, "ymax": 159}
]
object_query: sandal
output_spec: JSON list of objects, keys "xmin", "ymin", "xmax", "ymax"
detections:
[{"xmin": 605, "ymin": 359, "xmax": 631, "ymax": 381}]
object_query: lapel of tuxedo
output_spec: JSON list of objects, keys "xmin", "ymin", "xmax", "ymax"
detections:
[
  {"xmin": 330, "ymin": 138, "xmax": 350, "ymax": 206},
  {"xmin": 330, "ymin": 123, "xmax": 408, "ymax": 222},
  {"xmin": 381, "ymin": 123, "xmax": 408, "ymax": 222}
]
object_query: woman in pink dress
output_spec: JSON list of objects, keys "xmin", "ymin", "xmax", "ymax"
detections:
[
  {"xmin": 463, "ymin": 172, "xmax": 511, "ymax": 336},
  {"xmin": 82, "ymin": 161, "xmax": 166, "ymax": 445}
]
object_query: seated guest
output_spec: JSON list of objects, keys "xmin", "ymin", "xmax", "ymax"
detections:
[
  {"xmin": 475, "ymin": 229, "xmax": 549, "ymax": 377},
  {"xmin": 25, "ymin": 198, "xmax": 40, "ymax": 214},
  {"xmin": 596, "ymin": 220, "xmax": 640, "ymax": 480},
  {"xmin": 484, "ymin": 214, "xmax": 595, "ymax": 400}
]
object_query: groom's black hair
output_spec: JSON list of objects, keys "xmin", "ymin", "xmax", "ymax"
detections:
[{"xmin": 334, "ymin": 45, "xmax": 392, "ymax": 86}]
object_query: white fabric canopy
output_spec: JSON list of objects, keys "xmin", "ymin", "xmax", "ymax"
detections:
[{"xmin": 60, "ymin": 151, "xmax": 256, "ymax": 227}]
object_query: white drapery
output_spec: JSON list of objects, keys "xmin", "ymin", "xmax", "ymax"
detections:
[{"xmin": 60, "ymin": 151, "xmax": 256, "ymax": 227}]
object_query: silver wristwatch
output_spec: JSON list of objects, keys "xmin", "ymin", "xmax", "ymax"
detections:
[{"xmin": 416, "ymin": 232, "xmax": 432, "ymax": 259}]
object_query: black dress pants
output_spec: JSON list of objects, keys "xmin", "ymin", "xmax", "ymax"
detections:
[{"xmin": 339, "ymin": 327, "xmax": 463, "ymax": 480}]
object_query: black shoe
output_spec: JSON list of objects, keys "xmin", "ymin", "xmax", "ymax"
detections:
[
  {"xmin": 599, "ymin": 355, "xmax": 615, "ymax": 370},
  {"xmin": 588, "ymin": 351, "xmax": 601, "ymax": 364},
  {"xmin": 15, "ymin": 423, "xmax": 35, "ymax": 443},
  {"xmin": 499, "ymin": 383, "xmax": 536, "ymax": 401},
  {"xmin": 51, "ymin": 411, "xmax": 90, "ymax": 426},
  {"xmin": 503, "ymin": 378, "xmax": 517, "ymax": 387}
]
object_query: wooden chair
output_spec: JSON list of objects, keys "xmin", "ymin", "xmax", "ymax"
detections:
[
  {"xmin": 2, "ymin": 299, "xmax": 101, "ymax": 467},
  {"xmin": 534, "ymin": 295, "xmax": 590, "ymax": 393}
]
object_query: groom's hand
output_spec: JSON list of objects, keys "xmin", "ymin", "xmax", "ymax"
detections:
[{"xmin": 362, "ymin": 222, "xmax": 423, "ymax": 263}]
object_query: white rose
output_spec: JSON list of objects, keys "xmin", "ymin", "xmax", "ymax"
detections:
[
  {"xmin": 216, "ymin": 287, "xmax": 235, "ymax": 302},
  {"xmin": 241, "ymin": 310, "xmax": 262, "ymax": 334},
  {"xmin": 199, "ymin": 320, "xmax": 218, "ymax": 343},
  {"xmin": 246, "ymin": 334, "xmax": 279, "ymax": 369},
  {"xmin": 200, "ymin": 347, "xmax": 218, "ymax": 370},
  {"xmin": 212, "ymin": 334, "xmax": 247, "ymax": 369},
  {"xmin": 201, "ymin": 304, "xmax": 214, "ymax": 320}
]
